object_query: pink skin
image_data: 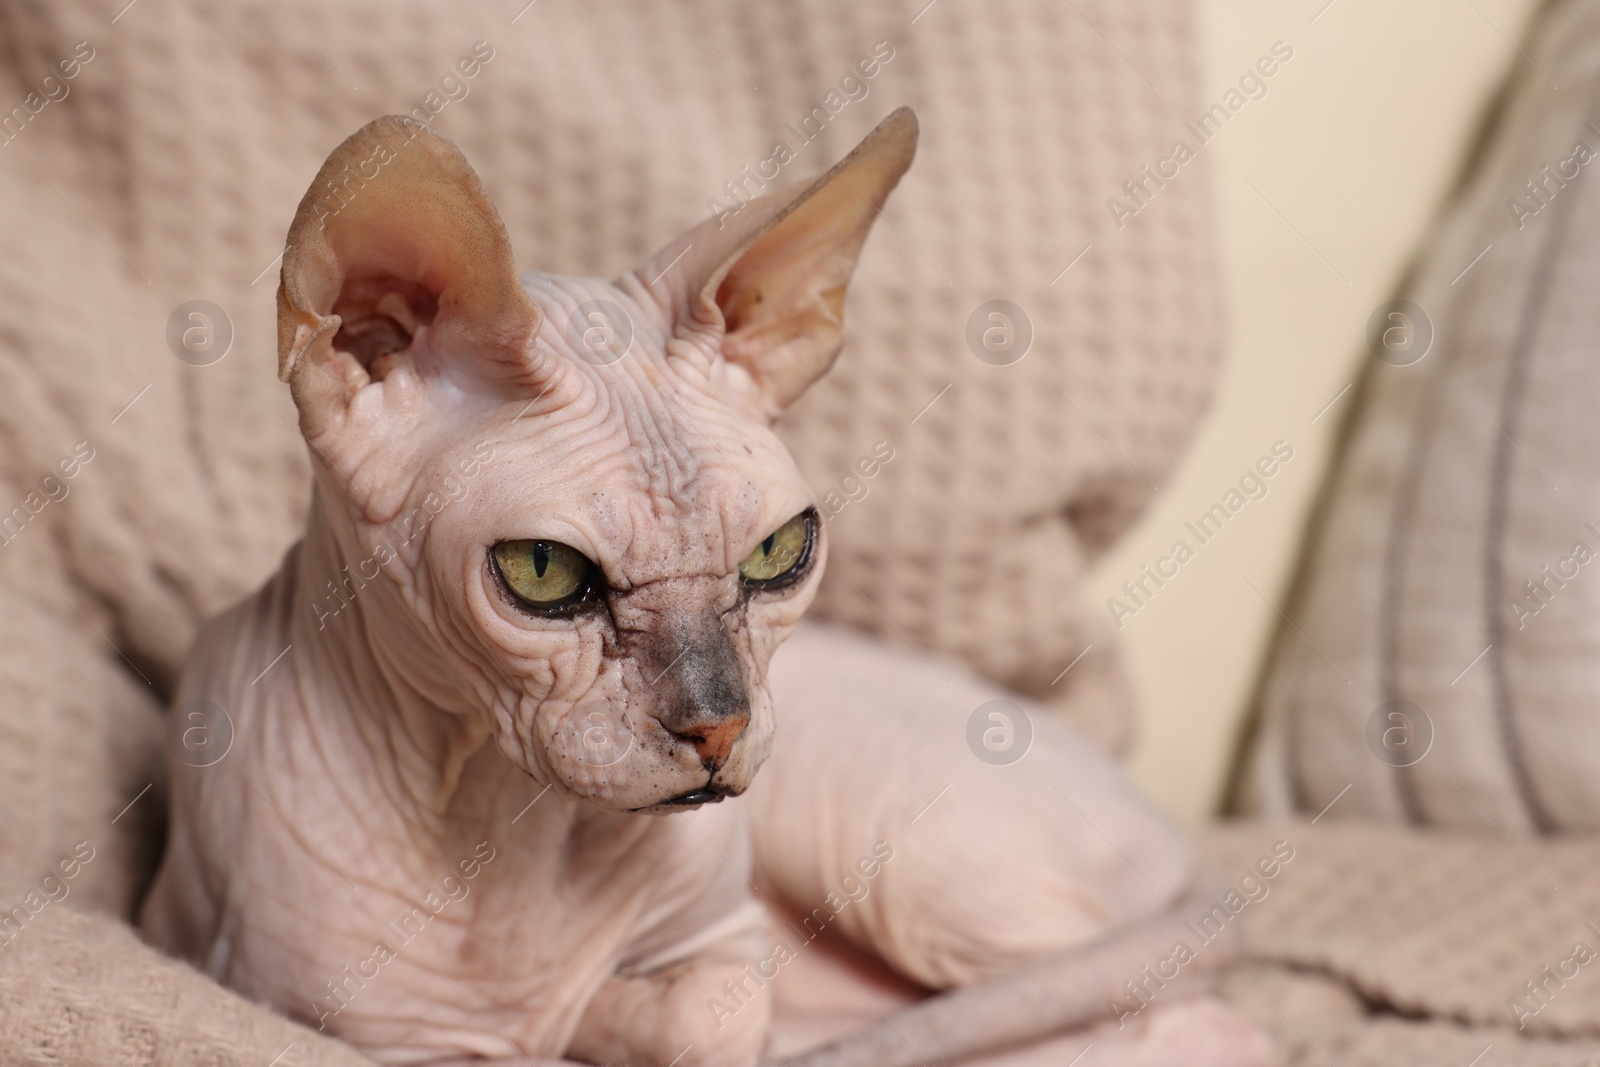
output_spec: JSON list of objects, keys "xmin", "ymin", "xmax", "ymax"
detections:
[
  {"xmin": 138, "ymin": 111, "xmax": 1271, "ymax": 1066},
  {"xmin": 762, "ymin": 911, "xmax": 1269, "ymax": 1067},
  {"xmin": 750, "ymin": 623, "xmax": 1274, "ymax": 1067}
]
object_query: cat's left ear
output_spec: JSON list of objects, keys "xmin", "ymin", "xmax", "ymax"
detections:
[{"xmin": 636, "ymin": 107, "xmax": 917, "ymax": 421}]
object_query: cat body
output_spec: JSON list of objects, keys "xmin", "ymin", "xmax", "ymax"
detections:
[
  {"xmin": 144, "ymin": 514, "xmax": 773, "ymax": 1065},
  {"xmin": 141, "ymin": 110, "xmax": 1269, "ymax": 1067}
]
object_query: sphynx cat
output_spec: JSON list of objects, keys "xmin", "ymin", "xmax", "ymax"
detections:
[{"xmin": 139, "ymin": 110, "xmax": 1270, "ymax": 1066}]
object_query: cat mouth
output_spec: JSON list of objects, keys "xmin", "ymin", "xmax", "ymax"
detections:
[{"xmin": 632, "ymin": 784, "xmax": 732, "ymax": 812}]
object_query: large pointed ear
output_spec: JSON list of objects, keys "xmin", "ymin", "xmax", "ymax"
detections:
[
  {"xmin": 277, "ymin": 116, "xmax": 544, "ymax": 439},
  {"xmin": 635, "ymin": 107, "xmax": 917, "ymax": 420}
]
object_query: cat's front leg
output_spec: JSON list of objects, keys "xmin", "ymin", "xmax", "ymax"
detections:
[{"xmin": 567, "ymin": 952, "xmax": 770, "ymax": 1067}]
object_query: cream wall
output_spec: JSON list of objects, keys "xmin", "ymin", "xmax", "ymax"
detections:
[{"xmin": 1101, "ymin": 0, "xmax": 1545, "ymax": 822}]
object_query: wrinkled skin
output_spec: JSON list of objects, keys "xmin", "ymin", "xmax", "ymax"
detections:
[{"xmin": 139, "ymin": 112, "xmax": 1269, "ymax": 1066}]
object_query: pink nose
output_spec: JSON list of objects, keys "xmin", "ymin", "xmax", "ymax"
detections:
[{"xmin": 672, "ymin": 715, "xmax": 749, "ymax": 768}]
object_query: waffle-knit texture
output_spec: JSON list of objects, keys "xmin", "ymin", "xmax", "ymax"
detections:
[
  {"xmin": 0, "ymin": 0, "xmax": 1223, "ymax": 753},
  {"xmin": 1208, "ymin": 821, "xmax": 1600, "ymax": 1064},
  {"xmin": 0, "ymin": 0, "xmax": 1220, "ymax": 1061},
  {"xmin": 0, "ymin": 0, "xmax": 1226, "ymax": 892}
]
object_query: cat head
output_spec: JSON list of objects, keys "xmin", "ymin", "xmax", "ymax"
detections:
[{"xmin": 277, "ymin": 110, "xmax": 916, "ymax": 813}]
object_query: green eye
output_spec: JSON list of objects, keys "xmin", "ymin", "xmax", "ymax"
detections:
[
  {"xmin": 739, "ymin": 512, "xmax": 814, "ymax": 585},
  {"xmin": 493, "ymin": 540, "xmax": 595, "ymax": 607}
]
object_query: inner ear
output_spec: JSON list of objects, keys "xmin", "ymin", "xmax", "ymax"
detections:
[
  {"xmin": 632, "ymin": 107, "xmax": 917, "ymax": 421},
  {"xmin": 331, "ymin": 273, "xmax": 440, "ymax": 375},
  {"xmin": 279, "ymin": 116, "xmax": 550, "ymax": 439}
]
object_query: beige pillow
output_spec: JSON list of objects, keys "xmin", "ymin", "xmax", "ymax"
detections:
[
  {"xmin": 0, "ymin": 0, "xmax": 1222, "ymax": 758},
  {"xmin": 1235, "ymin": 0, "xmax": 1600, "ymax": 831},
  {"xmin": 0, "ymin": 0, "xmax": 1220, "ymax": 1058}
]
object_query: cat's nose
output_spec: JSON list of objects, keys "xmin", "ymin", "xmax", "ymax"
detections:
[{"xmin": 669, "ymin": 714, "xmax": 749, "ymax": 768}]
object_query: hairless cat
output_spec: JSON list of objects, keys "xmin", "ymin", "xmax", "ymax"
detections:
[{"xmin": 140, "ymin": 109, "xmax": 1270, "ymax": 1066}]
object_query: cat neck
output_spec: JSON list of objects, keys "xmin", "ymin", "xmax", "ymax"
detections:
[{"xmin": 245, "ymin": 487, "xmax": 524, "ymax": 837}]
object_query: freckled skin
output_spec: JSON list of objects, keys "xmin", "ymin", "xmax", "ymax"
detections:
[{"xmin": 139, "ymin": 112, "xmax": 1269, "ymax": 1067}]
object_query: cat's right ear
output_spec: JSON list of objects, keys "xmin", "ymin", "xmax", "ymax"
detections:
[{"xmin": 277, "ymin": 116, "xmax": 548, "ymax": 445}]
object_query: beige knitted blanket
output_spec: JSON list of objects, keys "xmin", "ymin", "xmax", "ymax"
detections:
[
  {"xmin": 1208, "ymin": 821, "xmax": 1600, "ymax": 1065},
  {"xmin": 0, "ymin": 0, "xmax": 1581, "ymax": 1064},
  {"xmin": 9, "ymin": 823, "xmax": 1596, "ymax": 1065}
]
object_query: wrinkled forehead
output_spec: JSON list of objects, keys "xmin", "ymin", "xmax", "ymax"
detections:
[
  {"xmin": 520, "ymin": 272, "xmax": 674, "ymax": 361},
  {"xmin": 421, "ymin": 279, "xmax": 812, "ymax": 585}
]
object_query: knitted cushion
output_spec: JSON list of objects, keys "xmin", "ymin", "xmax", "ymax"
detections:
[
  {"xmin": 0, "ymin": 0, "xmax": 1222, "ymax": 760},
  {"xmin": 1234, "ymin": 0, "xmax": 1600, "ymax": 832},
  {"xmin": 0, "ymin": 0, "xmax": 1222, "ymax": 1059}
]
